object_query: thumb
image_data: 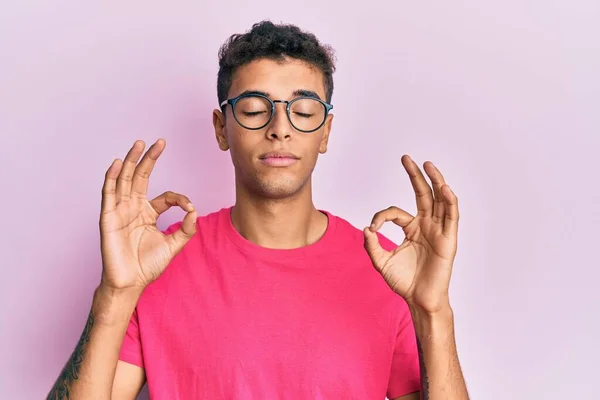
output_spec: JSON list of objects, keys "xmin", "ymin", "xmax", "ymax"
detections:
[
  {"xmin": 166, "ymin": 208, "xmax": 198, "ymax": 255},
  {"xmin": 363, "ymin": 227, "xmax": 389, "ymax": 269}
]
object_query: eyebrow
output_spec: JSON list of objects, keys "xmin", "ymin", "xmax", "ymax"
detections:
[{"xmin": 237, "ymin": 89, "xmax": 323, "ymax": 101}]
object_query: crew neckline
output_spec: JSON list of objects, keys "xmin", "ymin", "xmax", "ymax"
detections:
[{"xmin": 219, "ymin": 206, "xmax": 338, "ymax": 262}]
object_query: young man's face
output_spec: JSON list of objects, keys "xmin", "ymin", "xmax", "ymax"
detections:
[{"xmin": 213, "ymin": 58, "xmax": 333, "ymax": 199}]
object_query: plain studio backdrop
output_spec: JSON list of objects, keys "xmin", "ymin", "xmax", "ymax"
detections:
[{"xmin": 1, "ymin": 1, "xmax": 598, "ymax": 399}]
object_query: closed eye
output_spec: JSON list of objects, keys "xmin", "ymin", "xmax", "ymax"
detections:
[
  {"xmin": 243, "ymin": 111, "xmax": 268, "ymax": 117},
  {"xmin": 293, "ymin": 112, "xmax": 313, "ymax": 118}
]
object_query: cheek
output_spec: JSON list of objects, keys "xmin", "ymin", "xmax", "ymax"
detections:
[
  {"xmin": 226, "ymin": 123, "xmax": 245, "ymax": 150},
  {"xmin": 228, "ymin": 130, "xmax": 258, "ymax": 165},
  {"xmin": 308, "ymin": 134, "xmax": 326, "ymax": 155},
  {"xmin": 297, "ymin": 139, "xmax": 324, "ymax": 170}
]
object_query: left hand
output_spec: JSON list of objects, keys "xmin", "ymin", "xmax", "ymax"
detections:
[{"xmin": 364, "ymin": 155, "xmax": 459, "ymax": 314}]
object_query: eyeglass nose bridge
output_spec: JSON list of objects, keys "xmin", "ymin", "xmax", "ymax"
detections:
[
  {"xmin": 267, "ymin": 99, "xmax": 294, "ymax": 127},
  {"xmin": 271, "ymin": 99, "xmax": 292, "ymax": 111}
]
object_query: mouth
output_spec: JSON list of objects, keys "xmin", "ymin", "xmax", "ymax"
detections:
[{"xmin": 258, "ymin": 152, "xmax": 300, "ymax": 167}]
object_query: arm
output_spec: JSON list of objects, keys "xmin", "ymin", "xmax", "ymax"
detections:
[
  {"xmin": 47, "ymin": 286, "xmax": 146, "ymax": 399},
  {"xmin": 392, "ymin": 306, "xmax": 466, "ymax": 400},
  {"xmin": 364, "ymin": 155, "xmax": 469, "ymax": 400},
  {"xmin": 389, "ymin": 310, "xmax": 466, "ymax": 400},
  {"xmin": 112, "ymin": 360, "xmax": 146, "ymax": 399},
  {"xmin": 47, "ymin": 139, "xmax": 197, "ymax": 399},
  {"xmin": 409, "ymin": 306, "xmax": 467, "ymax": 400}
]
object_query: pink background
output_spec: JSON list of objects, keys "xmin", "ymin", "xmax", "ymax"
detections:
[{"xmin": 1, "ymin": 1, "xmax": 598, "ymax": 399}]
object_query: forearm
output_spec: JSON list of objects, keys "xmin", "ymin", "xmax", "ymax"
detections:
[
  {"xmin": 410, "ymin": 305, "xmax": 469, "ymax": 400},
  {"xmin": 47, "ymin": 285, "xmax": 141, "ymax": 400}
]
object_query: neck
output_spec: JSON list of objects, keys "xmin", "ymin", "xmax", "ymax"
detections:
[{"xmin": 231, "ymin": 180, "xmax": 328, "ymax": 250}]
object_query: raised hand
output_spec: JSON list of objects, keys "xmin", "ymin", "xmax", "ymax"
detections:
[
  {"xmin": 364, "ymin": 155, "xmax": 459, "ymax": 314},
  {"xmin": 99, "ymin": 139, "xmax": 197, "ymax": 291}
]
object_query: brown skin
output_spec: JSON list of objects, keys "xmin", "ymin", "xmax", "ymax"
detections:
[
  {"xmin": 47, "ymin": 57, "xmax": 338, "ymax": 400},
  {"xmin": 212, "ymin": 58, "xmax": 425, "ymax": 400},
  {"xmin": 49, "ymin": 56, "xmax": 466, "ymax": 400},
  {"xmin": 214, "ymin": 58, "xmax": 332, "ymax": 200},
  {"xmin": 364, "ymin": 156, "xmax": 469, "ymax": 399},
  {"xmin": 213, "ymin": 58, "xmax": 333, "ymax": 249},
  {"xmin": 47, "ymin": 139, "xmax": 199, "ymax": 399}
]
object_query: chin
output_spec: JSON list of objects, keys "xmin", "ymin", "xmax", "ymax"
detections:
[
  {"xmin": 235, "ymin": 163, "xmax": 312, "ymax": 199},
  {"xmin": 257, "ymin": 183, "xmax": 301, "ymax": 199},
  {"xmin": 252, "ymin": 176, "xmax": 307, "ymax": 199}
]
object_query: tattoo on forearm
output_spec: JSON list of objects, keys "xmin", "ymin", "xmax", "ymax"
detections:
[
  {"xmin": 47, "ymin": 312, "xmax": 95, "ymax": 399},
  {"xmin": 417, "ymin": 338, "xmax": 430, "ymax": 400}
]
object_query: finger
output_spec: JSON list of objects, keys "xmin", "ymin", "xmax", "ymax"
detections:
[
  {"xmin": 165, "ymin": 207, "xmax": 198, "ymax": 255},
  {"xmin": 101, "ymin": 159, "xmax": 122, "ymax": 213},
  {"xmin": 402, "ymin": 155, "xmax": 434, "ymax": 218},
  {"xmin": 441, "ymin": 185, "xmax": 459, "ymax": 237},
  {"xmin": 115, "ymin": 140, "xmax": 145, "ymax": 202},
  {"xmin": 369, "ymin": 206, "xmax": 414, "ymax": 232},
  {"xmin": 149, "ymin": 191, "xmax": 195, "ymax": 216},
  {"xmin": 423, "ymin": 161, "xmax": 446, "ymax": 223},
  {"xmin": 363, "ymin": 227, "xmax": 389, "ymax": 269},
  {"xmin": 131, "ymin": 139, "xmax": 166, "ymax": 197}
]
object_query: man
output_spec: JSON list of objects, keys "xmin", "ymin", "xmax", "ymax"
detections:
[{"xmin": 48, "ymin": 21, "xmax": 469, "ymax": 399}]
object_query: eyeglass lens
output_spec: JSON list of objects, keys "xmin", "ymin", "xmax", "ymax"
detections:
[{"xmin": 233, "ymin": 96, "xmax": 326, "ymax": 132}]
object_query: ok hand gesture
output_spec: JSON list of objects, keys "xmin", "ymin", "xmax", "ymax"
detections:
[
  {"xmin": 364, "ymin": 155, "xmax": 459, "ymax": 314},
  {"xmin": 100, "ymin": 139, "xmax": 197, "ymax": 291}
]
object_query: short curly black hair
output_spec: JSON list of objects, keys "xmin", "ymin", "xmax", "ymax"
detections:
[{"xmin": 217, "ymin": 20, "xmax": 336, "ymax": 106}]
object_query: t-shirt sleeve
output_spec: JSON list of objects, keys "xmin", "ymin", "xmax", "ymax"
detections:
[
  {"xmin": 386, "ymin": 301, "xmax": 421, "ymax": 398},
  {"xmin": 375, "ymin": 233, "xmax": 421, "ymax": 398},
  {"xmin": 118, "ymin": 307, "xmax": 145, "ymax": 368},
  {"xmin": 117, "ymin": 222, "xmax": 184, "ymax": 368}
]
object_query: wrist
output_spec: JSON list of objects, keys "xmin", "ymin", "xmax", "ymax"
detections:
[
  {"xmin": 408, "ymin": 303, "xmax": 455, "ymax": 341},
  {"xmin": 97, "ymin": 280, "xmax": 144, "ymax": 299},
  {"xmin": 92, "ymin": 283, "xmax": 142, "ymax": 327},
  {"xmin": 408, "ymin": 300, "xmax": 453, "ymax": 319}
]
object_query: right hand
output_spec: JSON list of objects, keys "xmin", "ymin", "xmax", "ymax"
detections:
[{"xmin": 99, "ymin": 139, "xmax": 197, "ymax": 291}]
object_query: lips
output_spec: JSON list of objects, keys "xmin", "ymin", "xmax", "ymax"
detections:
[
  {"xmin": 258, "ymin": 152, "xmax": 300, "ymax": 160},
  {"xmin": 258, "ymin": 151, "xmax": 300, "ymax": 167}
]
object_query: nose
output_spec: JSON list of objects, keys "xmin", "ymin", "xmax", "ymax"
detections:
[{"xmin": 265, "ymin": 102, "xmax": 292, "ymax": 140}]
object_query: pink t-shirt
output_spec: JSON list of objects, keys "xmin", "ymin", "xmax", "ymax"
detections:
[{"xmin": 119, "ymin": 207, "xmax": 420, "ymax": 399}]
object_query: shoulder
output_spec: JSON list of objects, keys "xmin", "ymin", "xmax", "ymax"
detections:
[
  {"xmin": 325, "ymin": 210, "xmax": 398, "ymax": 252},
  {"xmin": 137, "ymin": 207, "xmax": 231, "ymax": 302},
  {"xmin": 327, "ymin": 211, "xmax": 409, "ymax": 321},
  {"xmin": 160, "ymin": 206, "xmax": 230, "ymax": 235}
]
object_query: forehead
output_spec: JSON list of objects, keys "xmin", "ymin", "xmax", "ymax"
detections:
[{"xmin": 228, "ymin": 58, "xmax": 326, "ymax": 100}]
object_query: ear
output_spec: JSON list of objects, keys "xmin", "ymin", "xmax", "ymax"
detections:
[
  {"xmin": 318, "ymin": 114, "xmax": 334, "ymax": 154},
  {"xmin": 213, "ymin": 108, "xmax": 229, "ymax": 151}
]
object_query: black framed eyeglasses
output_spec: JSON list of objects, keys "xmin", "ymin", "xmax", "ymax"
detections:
[{"xmin": 220, "ymin": 93, "xmax": 333, "ymax": 133}]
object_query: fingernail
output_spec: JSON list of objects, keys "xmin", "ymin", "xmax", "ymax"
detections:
[{"xmin": 188, "ymin": 203, "xmax": 194, "ymax": 210}]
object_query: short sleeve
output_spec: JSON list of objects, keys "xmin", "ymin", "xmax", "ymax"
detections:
[
  {"xmin": 118, "ymin": 308, "xmax": 145, "ymax": 368},
  {"xmin": 117, "ymin": 221, "xmax": 184, "ymax": 369},
  {"xmin": 376, "ymin": 233, "xmax": 421, "ymax": 398},
  {"xmin": 386, "ymin": 302, "xmax": 421, "ymax": 398}
]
